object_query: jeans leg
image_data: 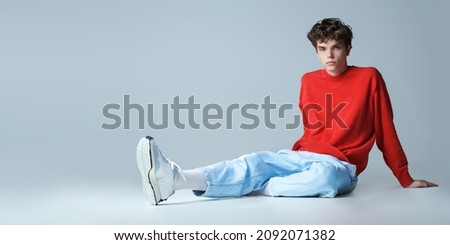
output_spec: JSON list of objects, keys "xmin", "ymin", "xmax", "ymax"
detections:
[
  {"xmin": 195, "ymin": 150, "xmax": 302, "ymax": 197},
  {"xmin": 194, "ymin": 150, "xmax": 358, "ymax": 198}
]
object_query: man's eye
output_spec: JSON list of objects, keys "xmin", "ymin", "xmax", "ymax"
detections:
[{"xmin": 334, "ymin": 46, "xmax": 342, "ymax": 50}]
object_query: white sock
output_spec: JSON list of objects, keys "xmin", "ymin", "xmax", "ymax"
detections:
[{"xmin": 174, "ymin": 168, "xmax": 207, "ymax": 191}]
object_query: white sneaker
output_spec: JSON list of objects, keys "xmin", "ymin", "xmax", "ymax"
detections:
[{"xmin": 136, "ymin": 136, "xmax": 181, "ymax": 205}]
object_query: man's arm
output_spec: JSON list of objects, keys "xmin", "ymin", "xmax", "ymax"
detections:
[
  {"xmin": 372, "ymin": 69, "xmax": 438, "ymax": 188},
  {"xmin": 372, "ymin": 70, "xmax": 413, "ymax": 187}
]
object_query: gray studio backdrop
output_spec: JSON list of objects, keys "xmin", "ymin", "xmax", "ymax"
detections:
[{"xmin": 1, "ymin": 0, "xmax": 449, "ymax": 224}]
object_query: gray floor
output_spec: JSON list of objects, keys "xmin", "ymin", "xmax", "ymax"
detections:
[
  {"xmin": 2, "ymin": 163, "xmax": 448, "ymax": 225},
  {"xmin": 1, "ymin": 123, "xmax": 448, "ymax": 225}
]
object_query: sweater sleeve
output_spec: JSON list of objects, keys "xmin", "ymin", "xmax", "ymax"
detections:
[{"xmin": 373, "ymin": 70, "xmax": 414, "ymax": 187}]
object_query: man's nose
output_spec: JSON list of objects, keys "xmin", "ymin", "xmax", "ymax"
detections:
[{"xmin": 327, "ymin": 51, "xmax": 334, "ymax": 58}]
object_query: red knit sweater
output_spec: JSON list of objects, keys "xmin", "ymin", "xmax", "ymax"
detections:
[{"xmin": 292, "ymin": 66, "xmax": 414, "ymax": 187}]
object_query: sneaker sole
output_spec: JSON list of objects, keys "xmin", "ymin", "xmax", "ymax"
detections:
[{"xmin": 136, "ymin": 136, "xmax": 161, "ymax": 205}]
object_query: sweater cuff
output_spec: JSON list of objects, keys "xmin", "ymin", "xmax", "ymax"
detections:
[{"xmin": 399, "ymin": 172, "xmax": 414, "ymax": 188}]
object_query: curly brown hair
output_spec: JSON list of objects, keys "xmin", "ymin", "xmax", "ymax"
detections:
[{"xmin": 307, "ymin": 18, "xmax": 353, "ymax": 49}]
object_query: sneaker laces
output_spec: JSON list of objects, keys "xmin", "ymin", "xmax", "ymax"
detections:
[{"xmin": 168, "ymin": 160, "xmax": 187, "ymax": 185}]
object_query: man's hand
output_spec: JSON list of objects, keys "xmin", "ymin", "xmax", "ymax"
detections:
[{"xmin": 408, "ymin": 179, "xmax": 438, "ymax": 188}]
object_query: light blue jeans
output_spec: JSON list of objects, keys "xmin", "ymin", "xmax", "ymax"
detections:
[{"xmin": 194, "ymin": 150, "xmax": 358, "ymax": 198}]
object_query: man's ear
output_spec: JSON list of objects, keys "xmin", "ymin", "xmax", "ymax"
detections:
[{"xmin": 346, "ymin": 45, "xmax": 352, "ymax": 56}]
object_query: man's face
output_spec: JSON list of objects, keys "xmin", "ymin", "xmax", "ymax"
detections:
[{"xmin": 315, "ymin": 39, "xmax": 351, "ymax": 76}]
